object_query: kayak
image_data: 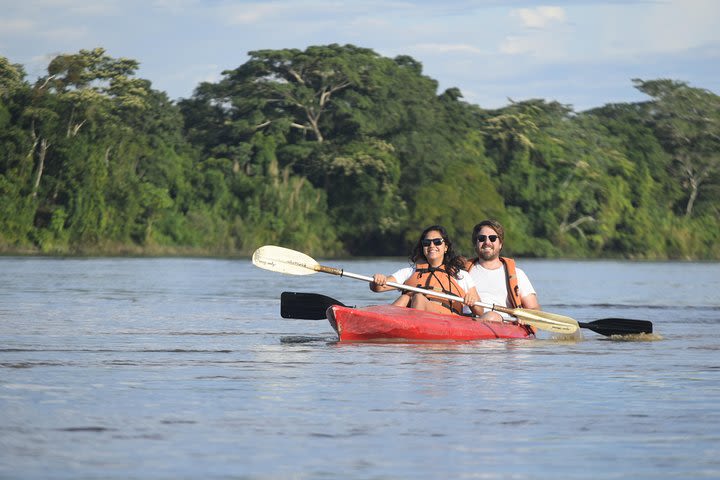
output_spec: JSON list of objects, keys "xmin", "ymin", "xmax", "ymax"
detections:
[{"xmin": 326, "ymin": 304, "xmax": 534, "ymax": 342}]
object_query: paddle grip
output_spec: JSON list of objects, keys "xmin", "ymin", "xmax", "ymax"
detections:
[{"xmin": 316, "ymin": 265, "xmax": 344, "ymax": 276}]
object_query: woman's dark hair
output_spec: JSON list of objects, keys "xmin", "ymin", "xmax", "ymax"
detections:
[{"xmin": 409, "ymin": 225, "xmax": 465, "ymax": 278}]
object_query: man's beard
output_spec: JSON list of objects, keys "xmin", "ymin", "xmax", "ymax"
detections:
[{"xmin": 479, "ymin": 247, "xmax": 500, "ymax": 261}]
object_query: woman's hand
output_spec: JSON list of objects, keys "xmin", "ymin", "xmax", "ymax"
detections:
[
  {"xmin": 463, "ymin": 289, "xmax": 479, "ymax": 307},
  {"xmin": 370, "ymin": 273, "xmax": 388, "ymax": 292},
  {"xmin": 465, "ymin": 288, "xmax": 485, "ymax": 317}
]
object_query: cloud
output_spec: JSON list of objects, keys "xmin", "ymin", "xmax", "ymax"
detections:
[
  {"xmin": 214, "ymin": 1, "xmax": 440, "ymax": 28},
  {"xmin": 150, "ymin": 0, "xmax": 200, "ymax": 14},
  {"xmin": 513, "ymin": 6, "xmax": 567, "ymax": 29},
  {"xmin": 0, "ymin": 18, "xmax": 35, "ymax": 34},
  {"xmin": 495, "ymin": 6, "xmax": 571, "ymax": 60},
  {"xmin": 410, "ymin": 43, "xmax": 485, "ymax": 55},
  {"xmin": 218, "ymin": 2, "xmax": 316, "ymax": 25},
  {"xmin": 623, "ymin": 0, "xmax": 720, "ymax": 56},
  {"xmin": 10, "ymin": 0, "xmax": 121, "ymax": 16},
  {"xmin": 499, "ymin": 36, "xmax": 534, "ymax": 55}
]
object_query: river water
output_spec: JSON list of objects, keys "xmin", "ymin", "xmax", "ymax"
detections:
[{"xmin": 1, "ymin": 256, "xmax": 718, "ymax": 479}]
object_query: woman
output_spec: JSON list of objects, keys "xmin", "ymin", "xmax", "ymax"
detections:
[{"xmin": 370, "ymin": 225, "xmax": 483, "ymax": 316}]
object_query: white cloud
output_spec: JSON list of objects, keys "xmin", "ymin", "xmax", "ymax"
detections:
[
  {"xmin": 621, "ymin": 0, "xmax": 720, "ymax": 56},
  {"xmin": 411, "ymin": 43, "xmax": 485, "ymax": 55},
  {"xmin": 513, "ymin": 6, "xmax": 566, "ymax": 29},
  {"xmin": 0, "ymin": 18, "xmax": 35, "ymax": 34},
  {"xmin": 499, "ymin": 36, "xmax": 533, "ymax": 55},
  {"xmin": 11, "ymin": 0, "xmax": 121, "ymax": 15},
  {"xmin": 496, "ymin": 6, "xmax": 571, "ymax": 60},
  {"xmin": 347, "ymin": 16, "xmax": 392, "ymax": 30},
  {"xmin": 219, "ymin": 2, "xmax": 311, "ymax": 25},
  {"xmin": 151, "ymin": 0, "xmax": 200, "ymax": 14}
]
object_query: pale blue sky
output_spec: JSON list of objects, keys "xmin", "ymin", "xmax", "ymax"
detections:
[{"xmin": 1, "ymin": 0, "xmax": 718, "ymax": 111}]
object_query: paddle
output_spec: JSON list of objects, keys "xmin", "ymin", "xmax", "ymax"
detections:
[
  {"xmin": 253, "ymin": 245, "xmax": 579, "ymax": 334},
  {"xmin": 254, "ymin": 245, "xmax": 578, "ymax": 333},
  {"xmin": 281, "ymin": 291, "xmax": 654, "ymax": 337},
  {"xmin": 578, "ymin": 318, "xmax": 653, "ymax": 336},
  {"xmin": 254, "ymin": 245, "xmax": 653, "ymax": 336},
  {"xmin": 280, "ymin": 291, "xmax": 346, "ymax": 319}
]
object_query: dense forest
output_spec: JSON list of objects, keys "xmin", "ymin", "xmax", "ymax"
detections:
[{"xmin": 1, "ymin": 46, "xmax": 718, "ymax": 259}]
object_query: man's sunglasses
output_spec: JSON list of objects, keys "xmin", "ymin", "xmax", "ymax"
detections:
[
  {"xmin": 477, "ymin": 235, "xmax": 498, "ymax": 243},
  {"xmin": 421, "ymin": 238, "xmax": 445, "ymax": 247}
]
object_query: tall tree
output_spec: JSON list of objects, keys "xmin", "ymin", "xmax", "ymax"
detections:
[
  {"xmin": 633, "ymin": 79, "xmax": 720, "ymax": 216},
  {"xmin": 220, "ymin": 44, "xmax": 381, "ymax": 143}
]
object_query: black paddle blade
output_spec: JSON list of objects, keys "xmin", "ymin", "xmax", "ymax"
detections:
[
  {"xmin": 280, "ymin": 292, "xmax": 345, "ymax": 319},
  {"xmin": 579, "ymin": 318, "xmax": 653, "ymax": 336}
]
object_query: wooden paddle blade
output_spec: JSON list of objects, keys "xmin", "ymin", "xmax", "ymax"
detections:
[
  {"xmin": 280, "ymin": 292, "xmax": 345, "ymax": 319},
  {"xmin": 252, "ymin": 245, "xmax": 319, "ymax": 275},
  {"xmin": 510, "ymin": 308, "xmax": 580, "ymax": 334},
  {"xmin": 579, "ymin": 318, "xmax": 653, "ymax": 336}
]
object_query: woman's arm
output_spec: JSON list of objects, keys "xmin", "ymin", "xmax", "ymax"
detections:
[
  {"xmin": 464, "ymin": 287, "xmax": 484, "ymax": 316},
  {"xmin": 370, "ymin": 274, "xmax": 398, "ymax": 292}
]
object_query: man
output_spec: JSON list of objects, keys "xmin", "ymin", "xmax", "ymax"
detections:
[{"xmin": 466, "ymin": 219, "xmax": 540, "ymax": 322}]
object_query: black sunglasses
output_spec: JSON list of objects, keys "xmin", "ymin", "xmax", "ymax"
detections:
[
  {"xmin": 421, "ymin": 238, "xmax": 445, "ymax": 247},
  {"xmin": 477, "ymin": 235, "xmax": 498, "ymax": 243}
]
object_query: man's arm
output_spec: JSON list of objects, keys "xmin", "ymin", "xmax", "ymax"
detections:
[{"xmin": 520, "ymin": 293, "xmax": 540, "ymax": 310}]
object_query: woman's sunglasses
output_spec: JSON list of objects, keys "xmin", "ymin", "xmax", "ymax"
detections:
[
  {"xmin": 477, "ymin": 235, "xmax": 498, "ymax": 243},
  {"xmin": 421, "ymin": 238, "xmax": 445, "ymax": 247}
]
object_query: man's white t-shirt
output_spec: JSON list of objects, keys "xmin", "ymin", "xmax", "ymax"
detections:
[
  {"xmin": 467, "ymin": 262, "xmax": 535, "ymax": 317},
  {"xmin": 391, "ymin": 266, "xmax": 476, "ymax": 314}
]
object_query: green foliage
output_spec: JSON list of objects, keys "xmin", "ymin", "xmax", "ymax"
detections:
[
  {"xmin": 0, "ymin": 56, "xmax": 25, "ymax": 98},
  {"xmin": 233, "ymin": 162, "xmax": 342, "ymax": 256},
  {"xmin": 317, "ymin": 138, "xmax": 405, "ymax": 253},
  {"xmin": 0, "ymin": 175, "xmax": 36, "ymax": 249},
  {"xmin": 632, "ymin": 79, "xmax": 720, "ymax": 217},
  {"xmin": 410, "ymin": 159, "xmax": 504, "ymax": 257},
  {"xmin": 0, "ymin": 48, "xmax": 718, "ymax": 259}
]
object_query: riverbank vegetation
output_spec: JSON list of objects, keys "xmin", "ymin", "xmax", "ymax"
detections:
[{"xmin": 1, "ymin": 46, "xmax": 718, "ymax": 259}]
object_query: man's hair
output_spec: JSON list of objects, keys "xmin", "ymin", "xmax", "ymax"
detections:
[{"xmin": 471, "ymin": 219, "xmax": 504, "ymax": 245}]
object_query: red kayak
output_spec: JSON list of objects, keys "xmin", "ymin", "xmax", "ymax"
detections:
[{"xmin": 326, "ymin": 304, "xmax": 534, "ymax": 342}]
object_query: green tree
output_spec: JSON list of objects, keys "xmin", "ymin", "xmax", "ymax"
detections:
[
  {"xmin": 634, "ymin": 79, "xmax": 720, "ymax": 217},
  {"xmin": 316, "ymin": 138, "xmax": 405, "ymax": 253},
  {"xmin": 482, "ymin": 99, "xmax": 640, "ymax": 256},
  {"xmin": 220, "ymin": 44, "xmax": 381, "ymax": 143},
  {"xmin": 0, "ymin": 57, "xmax": 38, "ymax": 248},
  {"xmin": 585, "ymin": 102, "xmax": 678, "ymax": 258}
]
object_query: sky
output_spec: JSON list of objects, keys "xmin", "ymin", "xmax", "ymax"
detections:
[{"xmin": 1, "ymin": 0, "xmax": 719, "ymax": 111}]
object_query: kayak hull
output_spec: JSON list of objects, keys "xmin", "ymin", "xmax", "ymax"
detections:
[{"xmin": 327, "ymin": 304, "xmax": 534, "ymax": 342}]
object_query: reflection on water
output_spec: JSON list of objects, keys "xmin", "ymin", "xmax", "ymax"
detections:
[{"xmin": 0, "ymin": 257, "xmax": 718, "ymax": 479}]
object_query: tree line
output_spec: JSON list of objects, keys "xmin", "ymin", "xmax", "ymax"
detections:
[{"xmin": 1, "ymin": 45, "xmax": 718, "ymax": 259}]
